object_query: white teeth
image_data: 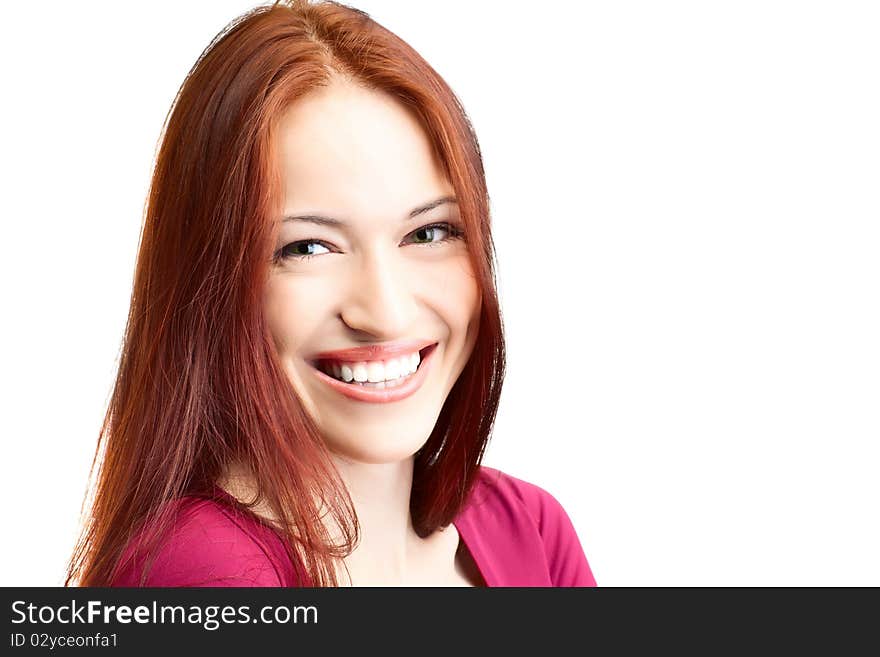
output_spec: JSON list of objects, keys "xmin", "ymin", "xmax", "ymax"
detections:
[
  {"xmin": 319, "ymin": 348, "xmax": 427, "ymax": 385},
  {"xmin": 366, "ymin": 361, "xmax": 385, "ymax": 383},
  {"xmin": 352, "ymin": 362, "xmax": 368, "ymax": 382}
]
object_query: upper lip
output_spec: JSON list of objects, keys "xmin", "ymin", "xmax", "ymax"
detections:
[{"xmin": 310, "ymin": 339, "xmax": 437, "ymax": 363}]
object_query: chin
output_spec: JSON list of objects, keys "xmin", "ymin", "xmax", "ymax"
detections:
[{"xmin": 320, "ymin": 422, "xmax": 435, "ymax": 465}]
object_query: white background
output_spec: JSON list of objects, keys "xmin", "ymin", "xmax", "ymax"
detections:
[{"xmin": 1, "ymin": 0, "xmax": 878, "ymax": 586}]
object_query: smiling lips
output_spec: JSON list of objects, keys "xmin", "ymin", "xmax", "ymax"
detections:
[{"xmin": 308, "ymin": 340, "xmax": 438, "ymax": 403}]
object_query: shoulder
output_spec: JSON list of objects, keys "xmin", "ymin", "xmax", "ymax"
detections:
[
  {"xmin": 111, "ymin": 495, "xmax": 293, "ymax": 587},
  {"xmin": 470, "ymin": 467, "xmax": 590, "ymax": 543},
  {"xmin": 462, "ymin": 466, "xmax": 597, "ymax": 586},
  {"xmin": 473, "ymin": 466, "xmax": 571, "ymax": 522}
]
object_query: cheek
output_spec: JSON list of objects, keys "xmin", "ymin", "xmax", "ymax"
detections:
[
  {"xmin": 263, "ymin": 275, "xmax": 335, "ymax": 357},
  {"xmin": 429, "ymin": 255, "xmax": 481, "ymax": 332}
]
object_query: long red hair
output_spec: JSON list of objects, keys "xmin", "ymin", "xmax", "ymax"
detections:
[{"xmin": 66, "ymin": 0, "xmax": 505, "ymax": 587}]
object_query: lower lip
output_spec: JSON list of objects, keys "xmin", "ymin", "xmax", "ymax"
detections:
[{"xmin": 309, "ymin": 344, "xmax": 438, "ymax": 403}]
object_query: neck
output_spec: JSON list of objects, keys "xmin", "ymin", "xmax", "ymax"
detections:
[
  {"xmin": 330, "ymin": 454, "xmax": 421, "ymax": 586},
  {"xmin": 218, "ymin": 456, "xmax": 449, "ymax": 585}
]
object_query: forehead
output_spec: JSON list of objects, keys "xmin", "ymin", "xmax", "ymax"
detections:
[{"xmin": 276, "ymin": 80, "xmax": 452, "ymax": 219}]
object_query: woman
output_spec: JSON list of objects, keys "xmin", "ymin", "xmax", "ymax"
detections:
[{"xmin": 66, "ymin": 0, "xmax": 596, "ymax": 587}]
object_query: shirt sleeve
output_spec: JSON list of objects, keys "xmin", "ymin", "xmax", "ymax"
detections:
[
  {"xmin": 112, "ymin": 500, "xmax": 285, "ymax": 587},
  {"xmin": 503, "ymin": 472, "xmax": 598, "ymax": 587},
  {"xmin": 536, "ymin": 489, "xmax": 597, "ymax": 586}
]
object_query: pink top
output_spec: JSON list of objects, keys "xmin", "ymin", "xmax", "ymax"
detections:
[{"xmin": 111, "ymin": 466, "xmax": 597, "ymax": 587}]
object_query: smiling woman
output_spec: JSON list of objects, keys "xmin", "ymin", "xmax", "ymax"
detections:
[
  {"xmin": 66, "ymin": 0, "xmax": 596, "ymax": 588},
  {"xmin": 264, "ymin": 81, "xmax": 482, "ymax": 467}
]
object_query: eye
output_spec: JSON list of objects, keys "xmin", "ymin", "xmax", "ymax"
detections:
[
  {"xmin": 404, "ymin": 222, "xmax": 465, "ymax": 246},
  {"xmin": 275, "ymin": 240, "xmax": 331, "ymax": 262}
]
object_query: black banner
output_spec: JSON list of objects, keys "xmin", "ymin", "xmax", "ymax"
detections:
[{"xmin": 0, "ymin": 587, "xmax": 873, "ymax": 653}]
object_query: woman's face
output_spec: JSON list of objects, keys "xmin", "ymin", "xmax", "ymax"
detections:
[{"xmin": 265, "ymin": 79, "xmax": 481, "ymax": 464}]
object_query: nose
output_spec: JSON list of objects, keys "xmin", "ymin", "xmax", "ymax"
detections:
[{"xmin": 339, "ymin": 248, "xmax": 416, "ymax": 339}]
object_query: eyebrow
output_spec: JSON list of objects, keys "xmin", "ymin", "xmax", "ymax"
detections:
[{"xmin": 281, "ymin": 196, "xmax": 458, "ymax": 227}]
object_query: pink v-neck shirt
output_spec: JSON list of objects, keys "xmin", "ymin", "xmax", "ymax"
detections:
[{"xmin": 111, "ymin": 466, "xmax": 597, "ymax": 587}]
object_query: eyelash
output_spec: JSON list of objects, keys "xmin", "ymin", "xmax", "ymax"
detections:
[{"xmin": 273, "ymin": 222, "xmax": 465, "ymax": 263}]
